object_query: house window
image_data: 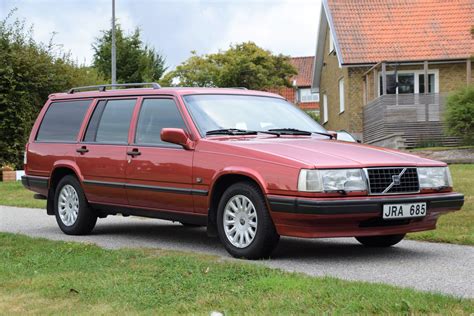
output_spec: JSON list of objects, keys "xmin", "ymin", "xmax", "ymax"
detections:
[
  {"xmin": 379, "ymin": 70, "xmax": 439, "ymax": 95},
  {"xmin": 419, "ymin": 74, "xmax": 435, "ymax": 93},
  {"xmin": 329, "ymin": 31, "xmax": 335, "ymax": 53},
  {"xmin": 298, "ymin": 88, "xmax": 319, "ymax": 103},
  {"xmin": 323, "ymin": 94, "xmax": 328, "ymax": 123},
  {"xmin": 338, "ymin": 78, "xmax": 345, "ymax": 113}
]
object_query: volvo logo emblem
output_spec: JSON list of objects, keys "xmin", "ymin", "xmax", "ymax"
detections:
[{"xmin": 392, "ymin": 175, "xmax": 401, "ymax": 185}]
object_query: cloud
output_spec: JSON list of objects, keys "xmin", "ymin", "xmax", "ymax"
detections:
[{"xmin": 1, "ymin": 0, "xmax": 321, "ymax": 68}]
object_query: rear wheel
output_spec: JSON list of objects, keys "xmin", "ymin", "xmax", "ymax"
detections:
[
  {"xmin": 355, "ymin": 234, "xmax": 406, "ymax": 247},
  {"xmin": 217, "ymin": 181, "xmax": 279, "ymax": 259},
  {"xmin": 54, "ymin": 175, "xmax": 97, "ymax": 235}
]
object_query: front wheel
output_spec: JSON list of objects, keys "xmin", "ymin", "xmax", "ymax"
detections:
[
  {"xmin": 217, "ymin": 182, "xmax": 279, "ymax": 259},
  {"xmin": 355, "ymin": 234, "xmax": 406, "ymax": 247},
  {"xmin": 54, "ymin": 175, "xmax": 97, "ymax": 235}
]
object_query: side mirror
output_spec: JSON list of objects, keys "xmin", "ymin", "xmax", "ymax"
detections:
[{"xmin": 161, "ymin": 128, "xmax": 194, "ymax": 150}]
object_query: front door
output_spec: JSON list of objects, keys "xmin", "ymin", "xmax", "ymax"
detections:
[
  {"xmin": 76, "ymin": 98, "xmax": 137, "ymax": 205},
  {"xmin": 126, "ymin": 98, "xmax": 194, "ymax": 213}
]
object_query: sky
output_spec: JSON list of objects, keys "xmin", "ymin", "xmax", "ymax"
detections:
[{"xmin": 1, "ymin": 0, "xmax": 322, "ymax": 70}]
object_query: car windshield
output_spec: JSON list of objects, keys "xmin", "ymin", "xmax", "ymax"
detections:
[{"xmin": 183, "ymin": 94, "xmax": 327, "ymax": 137}]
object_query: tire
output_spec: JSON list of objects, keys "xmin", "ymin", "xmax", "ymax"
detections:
[
  {"xmin": 355, "ymin": 234, "xmax": 406, "ymax": 247},
  {"xmin": 217, "ymin": 181, "xmax": 280, "ymax": 259},
  {"xmin": 54, "ymin": 175, "xmax": 97, "ymax": 235}
]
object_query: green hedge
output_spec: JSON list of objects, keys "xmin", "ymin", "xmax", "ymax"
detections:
[
  {"xmin": 445, "ymin": 85, "xmax": 474, "ymax": 145},
  {"xmin": 0, "ymin": 12, "xmax": 105, "ymax": 168}
]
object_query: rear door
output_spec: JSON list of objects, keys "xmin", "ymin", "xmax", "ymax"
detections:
[
  {"xmin": 125, "ymin": 97, "xmax": 194, "ymax": 213},
  {"xmin": 76, "ymin": 98, "xmax": 137, "ymax": 205}
]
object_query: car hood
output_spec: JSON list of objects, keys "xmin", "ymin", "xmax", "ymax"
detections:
[{"xmin": 213, "ymin": 136, "xmax": 444, "ymax": 168}]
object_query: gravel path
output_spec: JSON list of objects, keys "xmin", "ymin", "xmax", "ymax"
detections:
[{"xmin": 1, "ymin": 205, "xmax": 473, "ymax": 298}]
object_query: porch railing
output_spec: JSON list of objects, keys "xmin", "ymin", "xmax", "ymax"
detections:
[{"xmin": 363, "ymin": 93, "xmax": 461, "ymax": 148}]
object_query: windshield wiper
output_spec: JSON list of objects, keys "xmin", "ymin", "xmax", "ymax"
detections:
[
  {"xmin": 268, "ymin": 128, "xmax": 334, "ymax": 139},
  {"xmin": 206, "ymin": 128, "xmax": 258, "ymax": 136}
]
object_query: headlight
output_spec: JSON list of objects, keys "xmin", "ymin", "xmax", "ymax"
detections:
[
  {"xmin": 298, "ymin": 169, "xmax": 367, "ymax": 192},
  {"xmin": 418, "ymin": 167, "xmax": 452, "ymax": 189}
]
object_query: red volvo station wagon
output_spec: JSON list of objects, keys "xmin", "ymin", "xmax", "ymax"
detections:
[{"xmin": 22, "ymin": 83, "xmax": 464, "ymax": 259}]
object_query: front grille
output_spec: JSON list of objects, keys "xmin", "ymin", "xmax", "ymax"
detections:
[{"xmin": 367, "ymin": 168, "xmax": 419, "ymax": 194}]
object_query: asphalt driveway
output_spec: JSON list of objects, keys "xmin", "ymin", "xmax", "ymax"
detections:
[{"xmin": 1, "ymin": 205, "xmax": 473, "ymax": 298}]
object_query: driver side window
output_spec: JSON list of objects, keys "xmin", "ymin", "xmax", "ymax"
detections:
[{"xmin": 135, "ymin": 99, "xmax": 187, "ymax": 146}]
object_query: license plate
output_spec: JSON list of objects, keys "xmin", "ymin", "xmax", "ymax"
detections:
[{"xmin": 383, "ymin": 202, "xmax": 427, "ymax": 219}]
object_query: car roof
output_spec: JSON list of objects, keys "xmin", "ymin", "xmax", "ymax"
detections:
[{"xmin": 48, "ymin": 87, "xmax": 284, "ymax": 101}]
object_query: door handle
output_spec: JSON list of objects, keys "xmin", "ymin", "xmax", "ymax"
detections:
[
  {"xmin": 76, "ymin": 146, "xmax": 89, "ymax": 154},
  {"xmin": 127, "ymin": 149, "xmax": 141, "ymax": 157}
]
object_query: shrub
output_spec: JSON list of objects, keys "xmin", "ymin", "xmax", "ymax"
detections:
[
  {"xmin": 445, "ymin": 85, "xmax": 474, "ymax": 145},
  {"xmin": 0, "ymin": 11, "xmax": 105, "ymax": 168},
  {"xmin": 305, "ymin": 110, "xmax": 320, "ymax": 123}
]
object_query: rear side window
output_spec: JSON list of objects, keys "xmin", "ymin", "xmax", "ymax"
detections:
[
  {"xmin": 84, "ymin": 99, "xmax": 136, "ymax": 144},
  {"xmin": 135, "ymin": 99, "xmax": 187, "ymax": 146},
  {"xmin": 36, "ymin": 100, "xmax": 91, "ymax": 141}
]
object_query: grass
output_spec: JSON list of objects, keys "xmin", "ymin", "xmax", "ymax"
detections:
[
  {"xmin": 411, "ymin": 145, "xmax": 474, "ymax": 151},
  {"xmin": 0, "ymin": 233, "xmax": 472, "ymax": 315},
  {"xmin": 1, "ymin": 164, "xmax": 472, "ymax": 245},
  {"xmin": 0, "ymin": 181, "xmax": 46, "ymax": 209},
  {"xmin": 407, "ymin": 164, "xmax": 474, "ymax": 245}
]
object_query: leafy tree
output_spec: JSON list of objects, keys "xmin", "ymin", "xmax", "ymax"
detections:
[
  {"xmin": 0, "ymin": 11, "xmax": 105, "ymax": 168},
  {"xmin": 166, "ymin": 42, "xmax": 297, "ymax": 90},
  {"xmin": 92, "ymin": 26, "xmax": 166, "ymax": 83},
  {"xmin": 445, "ymin": 85, "xmax": 474, "ymax": 144}
]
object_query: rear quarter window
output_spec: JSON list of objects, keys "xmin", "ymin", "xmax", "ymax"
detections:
[{"xmin": 36, "ymin": 100, "xmax": 91, "ymax": 142}]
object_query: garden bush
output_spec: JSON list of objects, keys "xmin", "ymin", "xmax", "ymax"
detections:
[{"xmin": 445, "ymin": 85, "xmax": 474, "ymax": 145}]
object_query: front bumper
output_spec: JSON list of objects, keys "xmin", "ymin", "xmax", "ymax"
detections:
[{"xmin": 267, "ymin": 192, "xmax": 464, "ymax": 238}]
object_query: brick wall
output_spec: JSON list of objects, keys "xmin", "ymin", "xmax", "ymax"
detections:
[
  {"xmin": 265, "ymin": 87, "xmax": 320, "ymax": 111},
  {"xmin": 320, "ymin": 23, "xmax": 472, "ymax": 138}
]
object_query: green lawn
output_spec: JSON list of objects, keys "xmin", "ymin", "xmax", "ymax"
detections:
[
  {"xmin": 1, "ymin": 164, "xmax": 472, "ymax": 245},
  {"xmin": 407, "ymin": 164, "xmax": 474, "ymax": 245},
  {"xmin": 411, "ymin": 145, "xmax": 474, "ymax": 152},
  {"xmin": 0, "ymin": 233, "xmax": 472, "ymax": 315},
  {"xmin": 0, "ymin": 181, "xmax": 46, "ymax": 209}
]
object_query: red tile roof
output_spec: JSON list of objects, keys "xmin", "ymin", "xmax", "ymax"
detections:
[
  {"xmin": 290, "ymin": 56, "xmax": 314, "ymax": 87},
  {"xmin": 327, "ymin": 0, "xmax": 474, "ymax": 64}
]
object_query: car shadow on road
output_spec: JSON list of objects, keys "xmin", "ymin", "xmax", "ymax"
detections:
[{"xmin": 85, "ymin": 218, "xmax": 436, "ymax": 261}]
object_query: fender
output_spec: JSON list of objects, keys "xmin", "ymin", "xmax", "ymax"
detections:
[
  {"xmin": 51, "ymin": 160, "xmax": 84, "ymax": 185},
  {"xmin": 208, "ymin": 166, "xmax": 268, "ymax": 204}
]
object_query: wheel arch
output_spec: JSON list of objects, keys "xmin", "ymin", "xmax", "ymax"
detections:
[
  {"xmin": 207, "ymin": 168, "xmax": 267, "ymax": 236},
  {"xmin": 47, "ymin": 162, "xmax": 82, "ymax": 215}
]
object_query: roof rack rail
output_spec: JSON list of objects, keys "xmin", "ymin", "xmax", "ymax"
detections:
[
  {"xmin": 68, "ymin": 82, "xmax": 161, "ymax": 94},
  {"xmin": 230, "ymin": 87, "xmax": 248, "ymax": 90}
]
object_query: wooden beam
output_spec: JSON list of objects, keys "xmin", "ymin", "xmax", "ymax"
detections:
[
  {"xmin": 467, "ymin": 59, "xmax": 472, "ymax": 85},
  {"xmin": 374, "ymin": 69, "xmax": 378, "ymax": 98},
  {"xmin": 365, "ymin": 74, "xmax": 369, "ymax": 103},
  {"xmin": 381, "ymin": 62, "xmax": 387, "ymax": 95},
  {"xmin": 424, "ymin": 61, "xmax": 429, "ymax": 94}
]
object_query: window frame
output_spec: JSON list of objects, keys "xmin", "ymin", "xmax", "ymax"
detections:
[
  {"xmin": 328, "ymin": 31, "xmax": 335, "ymax": 54},
  {"xmin": 323, "ymin": 94, "xmax": 328, "ymax": 124},
  {"xmin": 378, "ymin": 69, "xmax": 439, "ymax": 96},
  {"xmin": 35, "ymin": 99, "xmax": 93, "ymax": 143},
  {"xmin": 80, "ymin": 98, "xmax": 138, "ymax": 145},
  {"xmin": 132, "ymin": 97, "xmax": 191, "ymax": 149},
  {"xmin": 298, "ymin": 88, "xmax": 320, "ymax": 103},
  {"xmin": 338, "ymin": 78, "xmax": 345, "ymax": 114}
]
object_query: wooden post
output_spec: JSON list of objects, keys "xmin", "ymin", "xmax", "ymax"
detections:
[
  {"xmin": 381, "ymin": 62, "xmax": 387, "ymax": 95},
  {"xmin": 365, "ymin": 74, "xmax": 369, "ymax": 103},
  {"xmin": 374, "ymin": 69, "xmax": 378, "ymax": 97},
  {"xmin": 467, "ymin": 59, "xmax": 472, "ymax": 85},
  {"xmin": 424, "ymin": 61, "xmax": 429, "ymax": 94}
]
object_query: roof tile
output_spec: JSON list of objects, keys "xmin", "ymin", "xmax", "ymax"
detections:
[{"xmin": 327, "ymin": 0, "xmax": 474, "ymax": 64}]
